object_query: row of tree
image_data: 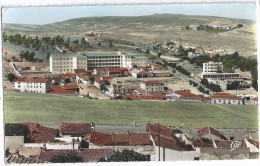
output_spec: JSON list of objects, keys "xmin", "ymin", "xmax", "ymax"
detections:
[{"xmin": 200, "ymin": 79, "xmax": 221, "ymax": 92}]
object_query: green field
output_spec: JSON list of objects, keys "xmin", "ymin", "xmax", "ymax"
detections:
[{"xmin": 4, "ymin": 91, "xmax": 258, "ymax": 129}]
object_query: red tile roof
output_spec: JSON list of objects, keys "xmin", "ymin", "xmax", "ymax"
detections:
[
  {"xmin": 74, "ymin": 69, "xmax": 86, "ymax": 74},
  {"xmin": 94, "ymin": 68, "xmax": 107, "ymax": 71},
  {"xmin": 87, "ymin": 74, "xmax": 100, "ymax": 78},
  {"xmin": 101, "ymin": 76, "xmax": 113, "ymax": 81},
  {"xmin": 175, "ymin": 90, "xmax": 211, "ymax": 100},
  {"xmin": 79, "ymin": 75, "xmax": 88, "ymax": 79},
  {"xmin": 20, "ymin": 123, "xmax": 58, "ymax": 143},
  {"xmin": 141, "ymin": 67, "xmax": 148, "ymax": 71},
  {"xmin": 212, "ymin": 93, "xmax": 242, "ymax": 100},
  {"xmin": 214, "ymin": 140, "xmax": 247, "ymax": 149},
  {"xmin": 108, "ymin": 68, "xmax": 128, "ymax": 73},
  {"xmin": 146, "ymin": 123, "xmax": 173, "ymax": 138},
  {"xmin": 89, "ymin": 131, "xmax": 115, "ymax": 145},
  {"xmin": 59, "ymin": 122, "xmax": 92, "ymax": 134},
  {"xmin": 51, "ymin": 85, "xmax": 79, "ymax": 91},
  {"xmin": 52, "ymin": 74, "xmax": 75, "ymax": 79},
  {"xmin": 124, "ymin": 95, "xmax": 164, "ymax": 100},
  {"xmin": 37, "ymin": 149, "xmax": 115, "ymax": 163},
  {"xmin": 252, "ymin": 97, "xmax": 258, "ymax": 101},
  {"xmin": 198, "ymin": 126, "xmax": 227, "ymax": 140},
  {"xmin": 153, "ymin": 64, "xmax": 160, "ymax": 68},
  {"xmin": 146, "ymin": 123, "xmax": 193, "ymax": 151},
  {"xmin": 15, "ymin": 78, "xmax": 48, "ymax": 83},
  {"xmin": 149, "ymin": 92, "xmax": 166, "ymax": 95},
  {"xmin": 142, "ymin": 80, "xmax": 162, "ymax": 84},
  {"xmin": 89, "ymin": 131, "xmax": 151, "ymax": 146}
]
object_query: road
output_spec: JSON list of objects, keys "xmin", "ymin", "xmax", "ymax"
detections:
[{"xmin": 79, "ymin": 82, "xmax": 110, "ymax": 99}]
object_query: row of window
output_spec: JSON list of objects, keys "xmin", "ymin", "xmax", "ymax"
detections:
[
  {"xmin": 88, "ymin": 63, "xmax": 121, "ymax": 66},
  {"xmin": 87, "ymin": 56, "xmax": 120, "ymax": 59},
  {"xmin": 24, "ymin": 90, "xmax": 42, "ymax": 93}
]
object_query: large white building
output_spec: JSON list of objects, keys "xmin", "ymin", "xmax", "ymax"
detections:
[
  {"xmin": 14, "ymin": 78, "xmax": 51, "ymax": 93},
  {"xmin": 203, "ymin": 62, "xmax": 223, "ymax": 74},
  {"xmin": 50, "ymin": 52, "xmax": 148, "ymax": 74}
]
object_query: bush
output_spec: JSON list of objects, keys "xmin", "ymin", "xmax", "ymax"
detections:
[
  {"xmin": 7, "ymin": 73, "xmax": 17, "ymax": 82},
  {"xmin": 5, "ymin": 123, "xmax": 28, "ymax": 136}
]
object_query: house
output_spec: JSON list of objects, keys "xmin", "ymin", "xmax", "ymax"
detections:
[
  {"xmin": 87, "ymin": 131, "xmax": 154, "ymax": 156},
  {"xmin": 197, "ymin": 126, "xmax": 227, "ymax": 140},
  {"xmin": 14, "ymin": 78, "xmax": 51, "ymax": 93},
  {"xmin": 37, "ymin": 148, "xmax": 115, "ymax": 163},
  {"xmin": 251, "ymin": 96, "xmax": 258, "ymax": 105},
  {"xmin": 140, "ymin": 81, "xmax": 164, "ymax": 93},
  {"xmin": 93, "ymin": 79, "xmax": 106, "ymax": 89},
  {"xmin": 107, "ymin": 82, "xmax": 136, "ymax": 97},
  {"xmin": 152, "ymin": 70, "xmax": 171, "ymax": 77},
  {"xmin": 49, "ymin": 84, "xmax": 79, "ymax": 95},
  {"xmin": 107, "ymin": 68, "xmax": 129, "ymax": 77},
  {"xmin": 92, "ymin": 68, "xmax": 108, "ymax": 76},
  {"xmin": 146, "ymin": 123, "xmax": 200, "ymax": 161},
  {"xmin": 211, "ymin": 92, "xmax": 244, "ymax": 105},
  {"xmin": 200, "ymin": 140, "xmax": 250, "ymax": 160},
  {"xmin": 73, "ymin": 69, "xmax": 86, "ymax": 74},
  {"xmin": 174, "ymin": 90, "xmax": 211, "ymax": 102},
  {"xmin": 124, "ymin": 95, "xmax": 164, "ymax": 101},
  {"xmin": 59, "ymin": 122, "xmax": 94, "ymax": 137}
]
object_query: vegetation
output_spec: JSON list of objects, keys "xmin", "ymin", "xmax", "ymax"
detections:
[
  {"xmin": 4, "ymin": 91, "xmax": 258, "ymax": 129},
  {"xmin": 176, "ymin": 66, "xmax": 191, "ymax": 76},
  {"xmin": 200, "ymin": 79, "xmax": 221, "ymax": 92},
  {"xmin": 173, "ymin": 129, "xmax": 183, "ymax": 134},
  {"xmin": 148, "ymin": 55, "xmax": 159, "ymax": 60},
  {"xmin": 5, "ymin": 123, "xmax": 28, "ymax": 136},
  {"xmin": 7, "ymin": 73, "xmax": 17, "ymax": 82},
  {"xmin": 227, "ymin": 81, "xmax": 240, "ymax": 90},
  {"xmin": 98, "ymin": 149, "xmax": 149, "ymax": 162},
  {"xmin": 19, "ymin": 51, "xmax": 36, "ymax": 62},
  {"xmin": 50, "ymin": 153, "xmax": 83, "ymax": 163},
  {"xmin": 200, "ymin": 137, "xmax": 213, "ymax": 144},
  {"xmin": 189, "ymin": 80, "xmax": 198, "ymax": 87}
]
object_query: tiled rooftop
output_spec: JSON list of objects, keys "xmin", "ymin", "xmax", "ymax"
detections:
[
  {"xmin": 214, "ymin": 140, "xmax": 247, "ymax": 149},
  {"xmin": 59, "ymin": 122, "xmax": 92, "ymax": 134},
  {"xmin": 74, "ymin": 69, "xmax": 86, "ymax": 74},
  {"xmin": 175, "ymin": 90, "xmax": 211, "ymax": 100},
  {"xmin": 142, "ymin": 80, "xmax": 162, "ymax": 84},
  {"xmin": 20, "ymin": 123, "xmax": 58, "ymax": 143},
  {"xmin": 212, "ymin": 93, "xmax": 242, "ymax": 100},
  {"xmin": 52, "ymin": 74, "xmax": 75, "ymax": 79},
  {"xmin": 37, "ymin": 149, "xmax": 115, "ymax": 163},
  {"xmin": 15, "ymin": 78, "xmax": 48, "ymax": 83}
]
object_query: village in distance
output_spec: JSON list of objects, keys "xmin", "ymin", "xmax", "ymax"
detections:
[{"xmin": 2, "ymin": 4, "xmax": 259, "ymax": 164}]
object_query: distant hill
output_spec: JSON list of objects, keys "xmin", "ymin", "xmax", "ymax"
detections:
[{"xmin": 3, "ymin": 14, "xmax": 255, "ymax": 34}]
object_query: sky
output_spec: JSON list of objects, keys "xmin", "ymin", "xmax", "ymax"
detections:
[{"xmin": 2, "ymin": 3, "xmax": 257, "ymax": 25}]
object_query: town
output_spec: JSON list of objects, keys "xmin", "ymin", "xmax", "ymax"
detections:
[{"xmin": 2, "ymin": 5, "xmax": 258, "ymax": 164}]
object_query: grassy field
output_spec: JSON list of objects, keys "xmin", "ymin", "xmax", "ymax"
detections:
[{"xmin": 4, "ymin": 91, "xmax": 258, "ymax": 129}]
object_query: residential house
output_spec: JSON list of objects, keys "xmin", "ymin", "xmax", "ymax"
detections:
[
  {"xmin": 49, "ymin": 84, "xmax": 79, "ymax": 95},
  {"xmin": 87, "ymin": 131, "xmax": 154, "ymax": 156},
  {"xmin": 146, "ymin": 123, "xmax": 200, "ymax": 161},
  {"xmin": 59, "ymin": 122, "xmax": 94, "ymax": 137},
  {"xmin": 92, "ymin": 68, "xmax": 109, "ymax": 76},
  {"xmin": 251, "ymin": 96, "xmax": 258, "ymax": 105},
  {"xmin": 140, "ymin": 81, "xmax": 164, "ymax": 93},
  {"xmin": 73, "ymin": 69, "xmax": 86, "ymax": 75},
  {"xmin": 107, "ymin": 68, "xmax": 130, "ymax": 77},
  {"xmin": 211, "ymin": 92, "xmax": 244, "ymax": 105},
  {"xmin": 37, "ymin": 148, "xmax": 115, "ymax": 163},
  {"xmin": 197, "ymin": 126, "xmax": 228, "ymax": 140},
  {"xmin": 14, "ymin": 78, "xmax": 51, "ymax": 93},
  {"xmin": 174, "ymin": 90, "xmax": 211, "ymax": 102}
]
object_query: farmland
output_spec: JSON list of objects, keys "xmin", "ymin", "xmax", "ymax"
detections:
[{"xmin": 4, "ymin": 91, "xmax": 258, "ymax": 129}]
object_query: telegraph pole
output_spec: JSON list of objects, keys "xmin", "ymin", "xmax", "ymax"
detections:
[{"xmin": 158, "ymin": 122, "xmax": 160, "ymax": 161}]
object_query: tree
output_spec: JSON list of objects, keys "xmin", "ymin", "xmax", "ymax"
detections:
[
  {"xmin": 47, "ymin": 53, "xmax": 50, "ymax": 60},
  {"xmin": 7, "ymin": 73, "xmax": 17, "ymax": 82},
  {"xmin": 185, "ymin": 25, "xmax": 190, "ymax": 30},
  {"xmin": 73, "ymin": 40, "xmax": 79, "ymax": 45},
  {"xmin": 5, "ymin": 123, "xmax": 28, "ymax": 136},
  {"xmin": 50, "ymin": 153, "xmax": 83, "ymax": 163},
  {"xmin": 237, "ymin": 24, "xmax": 243, "ymax": 28},
  {"xmin": 98, "ymin": 149, "xmax": 149, "ymax": 162},
  {"xmin": 89, "ymin": 77, "xmax": 95, "ymax": 84},
  {"xmin": 145, "ymin": 49, "xmax": 150, "ymax": 54},
  {"xmin": 227, "ymin": 81, "xmax": 240, "ymax": 90},
  {"xmin": 81, "ymin": 37, "xmax": 86, "ymax": 46},
  {"xmin": 64, "ymin": 78, "xmax": 70, "ymax": 83}
]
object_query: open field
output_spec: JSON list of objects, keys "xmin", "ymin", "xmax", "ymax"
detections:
[{"xmin": 4, "ymin": 91, "xmax": 258, "ymax": 129}]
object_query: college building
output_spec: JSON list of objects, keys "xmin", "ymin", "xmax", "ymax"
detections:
[{"xmin": 50, "ymin": 52, "xmax": 148, "ymax": 74}]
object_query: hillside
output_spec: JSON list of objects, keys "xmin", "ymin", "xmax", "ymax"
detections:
[
  {"xmin": 4, "ymin": 91, "xmax": 258, "ymax": 129},
  {"xmin": 3, "ymin": 14, "xmax": 257, "ymax": 59}
]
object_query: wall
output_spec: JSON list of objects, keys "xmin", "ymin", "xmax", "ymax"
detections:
[
  {"xmin": 212, "ymin": 99, "xmax": 243, "ymax": 105},
  {"xmin": 24, "ymin": 143, "xmax": 79, "ymax": 149},
  {"xmin": 5, "ymin": 136, "xmax": 24, "ymax": 148},
  {"xmin": 151, "ymin": 146, "xmax": 200, "ymax": 161},
  {"xmin": 244, "ymin": 138, "xmax": 259, "ymax": 153}
]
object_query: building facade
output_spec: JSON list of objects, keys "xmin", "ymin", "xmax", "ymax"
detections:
[
  {"xmin": 203, "ymin": 62, "xmax": 223, "ymax": 74},
  {"xmin": 14, "ymin": 78, "xmax": 51, "ymax": 93},
  {"xmin": 50, "ymin": 52, "xmax": 148, "ymax": 74},
  {"xmin": 140, "ymin": 81, "xmax": 164, "ymax": 93}
]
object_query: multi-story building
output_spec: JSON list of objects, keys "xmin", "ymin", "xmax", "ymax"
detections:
[
  {"xmin": 140, "ymin": 80, "xmax": 164, "ymax": 93},
  {"xmin": 14, "ymin": 78, "xmax": 51, "ymax": 93},
  {"xmin": 203, "ymin": 62, "xmax": 223, "ymax": 74},
  {"xmin": 50, "ymin": 52, "xmax": 148, "ymax": 74}
]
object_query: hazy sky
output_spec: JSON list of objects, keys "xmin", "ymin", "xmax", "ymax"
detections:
[{"xmin": 2, "ymin": 3, "xmax": 256, "ymax": 25}]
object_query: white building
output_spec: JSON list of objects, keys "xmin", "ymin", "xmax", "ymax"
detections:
[
  {"xmin": 211, "ymin": 92, "xmax": 244, "ymax": 105},
  {"xmin": 14, "ymin": 78, "xmax": 51, "ymax": 93},
  {"xmin": 50, "ymin": 52, "xmax": 148, "ymax": 74},
  {"xmin": 203, "ymin": 62, "xmax": 223, "ymax": 74}
]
